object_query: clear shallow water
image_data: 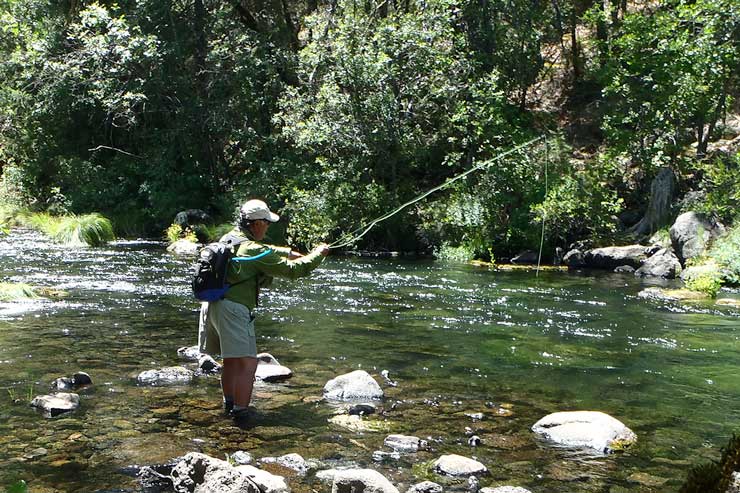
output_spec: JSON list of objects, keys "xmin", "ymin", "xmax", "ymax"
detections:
[{"xmin": 1, "ymin": 230, "xmax": 739, "ymax": 492}]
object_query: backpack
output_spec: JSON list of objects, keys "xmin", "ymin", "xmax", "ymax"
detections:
[{"xmin": 191, "ymin": 235, "xmax": 246, "ymax": 302}]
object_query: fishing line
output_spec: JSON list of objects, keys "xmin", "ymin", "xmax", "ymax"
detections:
[
  {"xmin": 536, "ymin": 135, "xmax": 549, "ymax": 278},
  {"xmin": 328, "ymin": 135, "xmax": 546, "ymax": 249}
]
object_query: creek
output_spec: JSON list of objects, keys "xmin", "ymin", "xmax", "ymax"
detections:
[{"xmin": 1, "ymin": 229, "xmax": 739, "ymax": 492}]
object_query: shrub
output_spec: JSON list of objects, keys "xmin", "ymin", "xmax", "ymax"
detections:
[
  {"xmin": 164, "ymin": 223, "xmax": 197, "ymax": 244},
  {"xmin": 706, "ymin": 221, "xmax": 740, "ymax": 285},
  {"xmin": 680, "ymin": 433, "xmax": 740, "ymax": 493},
  {"xmin": 435, "ymin": 243, "xmax": 477, "ymax": 262},
  {"xmin": 683, "ymin": 261, "xmax": 723, "ymax": 297}
]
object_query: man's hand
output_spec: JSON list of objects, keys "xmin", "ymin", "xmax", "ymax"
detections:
[{"xmin": 316, "ymin": 243, "xmax": 330, "ymax": 257}]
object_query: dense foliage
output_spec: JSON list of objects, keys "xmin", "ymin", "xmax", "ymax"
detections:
[{"xmin": 0, "ymin": 0, "xmax": 738, "ymax": 258}]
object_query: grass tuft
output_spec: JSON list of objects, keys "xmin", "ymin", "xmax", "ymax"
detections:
[{"xmin": 0, "ymin": 283, "xmax": 38, "ymax": 302}]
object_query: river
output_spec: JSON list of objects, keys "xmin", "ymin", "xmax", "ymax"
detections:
[{"xmin": 1, "ymin": 229, "xmax": 739, "ymax": 492}]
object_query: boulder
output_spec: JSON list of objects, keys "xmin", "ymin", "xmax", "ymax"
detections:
[
  {"xmin": 51, "ymin": 371, "xmax": 93, "ymax": 391},
  {"xmin": 531, "ymin": 411, "xmax": 636, "ymax": 454},
  {"xmin": 670, "ymin": 212, "xmax": 725, "ymax": 265},
  {"xmin": 584, "ymin": 245, "xmax": 648, "ymax": 270},
  {"xmin": 511, "ymin": 250, "xmax": 539, "ymax": 265},
  {"xmin": 324, "ymin": 370, "xmax": 384, "ymax": 401},
  {"xmin": 480, "ymin": 488, "xmax": 532, "ymax": 493},
  {"xmin": 198, "ymin": 354, "xmax": 221, "ymax": 374},
  {"xmin": 30, "ymin": 392, "xmax": 80, "ymax": 417},
  {"xmin": 255, "ymin": 353, "xmax": 292, "ymax": 382},
  {"xmin": 138, "ymin": 465, "xmax": 174, "ymax": 491},
  {"xmin": 137, "ymin": 367, "xmax": 194, "ymax": 386},
  {"xmin": 170, "ymin": 452, "xmax": 260, "ymax": 493},
  {"xmin": 614, "ymin": 265, "xmax": 635, "ymax": 274},
  {"xmin": 177, "ymin": 346, "xmax": 201, "ymax": 361},
  {"xmin": 563, "ymin": 249, "xmax": 586, "ymax": 268},
  {"xmin": 406, "ymin": 481, "xmax": 443, "ymax": 493},
  {"xmin": 634, "ymin": 248, "xmax": 682, "ymax": 278},
  {"xmin": 316, "ymin": 468, "xmax": 399, "ymax": 493},
  {"xmin": 174, "ymin": 209, "xmax": 210, "ymax": 228},
  {"xmin": 432, "ymin": 454, "xmax": 488, "ymax": 477},
  {"xmin": 167, "ymin": 239, "xmax": 200, "ymax": 256},
  {"xmin": 260, "ymin": 453, "xmax": 309, "ymax": 475},
  {"xmin": 384, "ymin": 434, "xmax": 426, "ymax": 452},
  {"xmin": 235, "ymin": 465, "xmax": 290, "ymax": 493}
]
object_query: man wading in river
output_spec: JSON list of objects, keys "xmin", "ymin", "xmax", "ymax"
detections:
[{"xmin": 198, "ymin": 199, "xmax": 329, "ymax": 423}]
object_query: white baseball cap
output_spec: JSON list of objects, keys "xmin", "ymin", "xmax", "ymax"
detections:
[{"xmin": 240, "ymin": 199, "xmax": 280, "ymax": 222}]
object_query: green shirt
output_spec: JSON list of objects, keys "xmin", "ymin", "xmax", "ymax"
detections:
[{"xmin": 223, "ymin": 230, "xmax": 325, "ymax": 310}]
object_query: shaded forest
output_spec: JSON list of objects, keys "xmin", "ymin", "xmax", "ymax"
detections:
[{"xmin": 0, "ymin": 0, "xmax": 738, "ymax": 258}]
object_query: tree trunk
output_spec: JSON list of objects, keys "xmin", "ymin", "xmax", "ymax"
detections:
[
  {"xmin": 627, "ymin": 167, "xmax": 677, "ymax": 237},
  {"xmin": 570, "ymin": 8, "xmax": 580, "ymax": 82}
]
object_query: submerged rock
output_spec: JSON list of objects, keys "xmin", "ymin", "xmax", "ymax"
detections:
[
  {"xmin": 614, "ymin": 265, "xmax": 635, "ymax": 273},
  {"xmin": 480, "ymin": 487, "xmax": 532, "ymax": 493},
  {"xmin": 531, "ymin": 410, "xmax": 636, "ymax": 454},
  {"xmin": 329, "ymin": 414, "xmax": 391, "ymax": 432},
  {"xmin": 670, "ymin": 211, "xmax": 725, "ymax": 265},
  {"xmin": 638, "ymin": 287, "xmax": 711, "ymax": 302},
  {"xmin": 433, "ymin": 454, "xmax": 488, "ymax": 477},
  {"xmin": 30, "ymin": 392, "xmax": 80, "ymax": 417},
  {"xmin": 323, "ymin": 370, "xmax": 384, "ymax": 401},
  {"xmin": 406, "ymin": 481, "xmax": 443, "ymax": 493},
  {"xmin": 260, "ymin": 453, "xmax": 309, "ymax": 475},
  {"xmin": 349, "ymin": 403, "xmax": 377, "ymax": 415},
  {"xmin": 137, "ymin": 367, "xmax": 194, "ymax": 386},
  {"xmin": 384, "ymin": 434, "xmax": 427, "ymax": 452},
  {"xmin": 316, "ymin": 468, "xmax": 399, "ymax": 493},
  {"xmin": 635, "ymin": 248, "xmax": 682, "ymax": 279},
  {"xmin": 255, "ymin": 353, "xmax": 292, "ymax": 382}
]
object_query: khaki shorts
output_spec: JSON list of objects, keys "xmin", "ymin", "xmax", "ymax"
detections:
[{"xmin": 198, "ymin": 299, "xmax": 257, "ymax": 358}]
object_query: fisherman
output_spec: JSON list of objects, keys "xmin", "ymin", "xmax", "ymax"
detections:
[{"xmin": 198, "ymin": 199, "xmax": 329, "ymax": 423}]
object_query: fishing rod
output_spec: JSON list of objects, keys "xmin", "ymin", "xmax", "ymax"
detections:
[{"xmin": 328, "ymin": 135, "xmax": 548, "ymax": 250}]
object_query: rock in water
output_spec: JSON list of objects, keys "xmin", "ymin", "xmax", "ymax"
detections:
[
  {"xmin": 30, "ymin": 392, "xmax": 80, "ymax": 417},
  {"xmin": 634, "ymin": 248, "xmax": 682, "ymax": 278},
  {"xmin": 167, "ymin": 239, "xmax": 200, "ymax": 256},
  {"xmin": 255, "ymin": 353, "xmax": 293, "ymax": 382},
  {"xmin": 323, "ymin": 370, "xmax": 384, "ymax": 401},
  {"xmin": 433, "ymin": 455, "xmax": 488, "ymax": 477},
  {"xmin": 260, "ymin": 453, "xmax": 310, "ymax": 475},
  {"xmin": 480, "ymin": 488, "xmax": 532, "ymax": 493},
  {"xmin": 531, "ymin": 410, "xmax": 636, "ymax": 454},
  {"xmin": 170, "ymin": 452, "xmax": 261, "ymax": 493},
  {"xmin": 384, "ymin": 434, "xmax": 426, "ymax": 452},
  {"xmin": 198, "ymin": 354, "xmax": 221, "ymax": 373},
  {"xmin": 316, "ymin": 468, "xmax": 399, "ymax": 493},
  {"xmin": 584, "ymin": 245, "xmax": 648, "ymax": 270},
  {"xmin": 177, "ymin": 346, "xmax": 201, "ymax": 361},
  {"xmin": 406, "ymin": 481, "xmax": 443, "ymax": 493},
  {"xmin": 137, "ymin": 367, "xmax": 194, "ymax": 385}
]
